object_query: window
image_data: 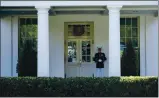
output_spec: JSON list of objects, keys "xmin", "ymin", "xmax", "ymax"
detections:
[
  {"xmin": 120, "ymin": 17, "xmax": 139, "ymax": 56},
  {"xmin": 19, "ymin": 18, "xmax": 37, "ymax": 53},
  {"xmin": 68, "ymin": 24, "xmax": 91, "ymax": 36},
  {"xmin": 120, "ymin": 17, "xmax": 140, "ymax": 75}
]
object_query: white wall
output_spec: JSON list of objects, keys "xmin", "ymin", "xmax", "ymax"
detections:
[
  {"xmin": 140, "ymin": 16, "xmax": 158, "ymax": 76},
  {"xmin": 0, "ymin": 16, "xmax": 18, "ymax": 77},
  {"xmin": 49, "ymin": 15, "xmax": 109, "ymax": 77},
  {"xmin": 145, "ymin": 16, "xmax": 158, "ymax": 76},
  {"xmin": 49, "ymin": 15, "xmax": 158, "ymax": 77}
]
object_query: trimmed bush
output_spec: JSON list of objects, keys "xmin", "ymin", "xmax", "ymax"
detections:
[
  {"xmin": 0, "ymin": 77, "xmax": 158, "ymax": 97},
  {"xmin": 17, "ymin": 40, "xmax": 37, "ymax": 77},
  {"xmin": 121, "ymin": 41, "xmax": 138, "ymax": 76}
]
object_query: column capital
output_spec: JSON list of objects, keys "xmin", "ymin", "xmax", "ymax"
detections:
[
  {"xmin": 35, "ymin": 5, "xmax": 50, "ymax": 14},
  {"xmin": 35, "ymin": 5, "xmax": 50, "ymax": 11},
  {"xmin": 107, "ymin": 5, "xmax": 123, "ymax": 11},
  {"xmin": 35, "ymin": 5, "xmax": 50, "ymax": 9}
]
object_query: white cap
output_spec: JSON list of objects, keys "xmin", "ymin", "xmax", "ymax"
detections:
[{"xmin": 96, "ymin": 45, "xmax": 102, "ymax": 49}]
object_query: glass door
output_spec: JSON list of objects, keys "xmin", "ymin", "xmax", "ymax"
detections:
[{"xmin": 65, "ymin": 39, "xmax": 93, "ymax": 77}]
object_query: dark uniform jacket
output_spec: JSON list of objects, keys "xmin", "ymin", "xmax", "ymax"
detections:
[{"xmin": 93, "ymin": 52, "xmax": 107, "ymax": 68}]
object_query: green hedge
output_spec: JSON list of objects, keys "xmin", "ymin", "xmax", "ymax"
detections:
[{"xmin": 0, "ymin": 77, "xmax": 158, "ymax": 97}]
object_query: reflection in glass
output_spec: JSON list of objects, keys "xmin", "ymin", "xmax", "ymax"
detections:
[
  {"xmin": 120, "ymin": 27, "xmax": 125, "ymax": 37},
  {"xmin": 82, "ymin": 56, "xmax": 91, "ymax": 62},
  {"xmin": 132, "ymin": 28, "xmax": 138, "ymax": 37},
  {"xmin": 120, "ymin": 18, "xmax": 125, "ymax": 25},
  {"xmin": 81, "ymin": 41, "xmax": 91, "ymax": 62},
  {"xmin": 126, "ymin": 26, "xmax": 131, "ymax": 37},
  {"xmin": 19, "ymin": 18, "xmax": 37, "ymax": 54},
  {"xmin": 120, "ymin": 38, "xmax": 126, "ymax": 56},
  {"xmin": 86, "ymin": 56, "xmax": 91, "ymax": 62},
  {"xmin": 126, "ymin": 18, "xmax": 131, "ymax": 25},
  {"xmin": 82, "ymin": 56, "xmax": 86, "ymax": 62},
  {"xmin": 82, "ymin": 48, "xmax": 87, "ymax": 55},
  {"xmin": 86, "ymin": 49, "xmax": 90, "ymax": 55},
  {"xmin": 68, "ymin": 41, "xmax": 77, "ymax": 62},
  {"xmin": 126, "ymin": 38, "xmax": 132, "ymax": 43},
  {"xmin": 132, "ymin": 18, "xmax": 137, "ymax": 27},
  {"xmin": 68, "ymin": 24, "xmax": 91, "ymax": 36},
  {"xmin": 132, "ymin": 38, "xmax": 138, "ymax": 47}
]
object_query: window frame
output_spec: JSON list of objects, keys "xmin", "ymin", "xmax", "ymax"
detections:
[
  {"xmin": 18, "ymin": 17, "xmax": 38, "ymax": 57},
  {"xmin": 120, "ymin": 16, "xmax": 140, "ymax": 52}
]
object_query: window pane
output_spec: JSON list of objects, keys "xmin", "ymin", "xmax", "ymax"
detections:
[
  {"xmin": 85, "ymin": 25, "xmax": 91, "ymax": 36},
  {"xmin": 82, "ymin": 48, "xmax": 91, "ymax": 55},
  {"xmin": 86, "ymin": 56, "xmax": 91, "ymax": 62},
  {"xmin": 120, "ymin": 18, "xmax": 125, "ymax": 26},
  {"xmin": 132, "ymin": 38, "xmax": 138, "ymax": 47},
  {"xmin": 20, "ymin": 25, "xmax": 27, "ymax": 37},
  {"xmin": 126, "ymin": 38, "xmax": 131, "ymax": 45},
  {"xmin": 20, "ymin": 18, "xmax": 25, "ymax": 25},
  {"xmin": 120, "ymin": 25, "xmax": 125, "ymax": 28},
  {"xmin": 126, "ymin": 27, "xmax": 131, "ymax": 37},
  {"xmin": 26, "ymin": 18, "xmax": 31, "ymax": 25},
  {"xmin": 132, "ymin": 18, "xmax": 137, "ymax": 27},
  {"xmin": 120, "ymin": 38, "xmax": 125, "ymax": 44},
  {"xmin": 82, "ymin": 41, "xmax": 91, "ymax": 55},
  {"xmin": 82, "ymin": 56, "xmax": 86, "ymax": 62},
  {"xmin": 68, "ymin": 41, "xmax": 77, "ymax": 62},
  {"xmin": 120, "ymin": 27, "xmax": 125, "ymax": 37},
  {"xmin": 82, "ymin": 41, "xmax": 90, "ymax": 47},
  {"xmin": 120, "ymin": 38, "xmax": 126, "ymax": 56},
  {"xmin": 68, "ymin": 24, "xmax": 91, "ymax": 36},
  {"xmin": 126, "ymin": 18, "xmax": 131, "ymax": 25},
  {"xmin": 132, "ymin": 28, "xmax": 138, "ymax": 37},
  {"xmin": 86, "ymin": 48, "xmax": 91, "ymax": 55},
  {"xmin": 82, "ymin": 48, "xmax": 87, "ymax": 55},
  {"xmin": 68, "ymin": 56, "xmax": 77, "ymax": 62},
  {"xmin": 32, "ymin": 18, "xmax": 37, "ymax": 25}
]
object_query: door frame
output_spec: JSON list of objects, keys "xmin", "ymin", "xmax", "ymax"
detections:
[{"xmin": 64, "ymin": 21, "xmax": 94, "ymax": 77}]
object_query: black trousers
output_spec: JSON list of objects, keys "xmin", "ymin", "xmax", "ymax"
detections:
[{"xmin": 96, "ymin": 62, "xmax": 104, "ymax": 68}]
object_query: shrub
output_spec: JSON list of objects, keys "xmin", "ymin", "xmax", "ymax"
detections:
[
  {"xmin": 121, "ymin": 41, "xmax": 138, "ymax": 76},
  {"xmin": 0, "ymin": 77, "xmax": 157, "ymax": 97},
  {"xmin": 17, "ymin": 40, "xmax": 37, "ymax": 77}
]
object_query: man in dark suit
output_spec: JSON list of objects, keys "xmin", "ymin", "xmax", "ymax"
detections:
[{"xmin": 93, "ymin": 47, "xmax": 107, "ymax": 77}]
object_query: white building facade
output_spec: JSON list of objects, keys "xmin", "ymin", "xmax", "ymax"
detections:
[{"xmin": 0, "ymin": 1, "xmax": 158, "ymax": 77}]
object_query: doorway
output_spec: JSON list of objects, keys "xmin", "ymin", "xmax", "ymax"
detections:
[{"xmin": 64, "ymin": 22, "xmax": 94, "ymax": 77}]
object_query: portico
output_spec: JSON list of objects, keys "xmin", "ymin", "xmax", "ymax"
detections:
[
  {"xmin": 0, "ymin": 1, "xmax": 158, "ymax": 77},
  {"xmin": 34, "ymin": 5, "xmax": 123, "ymax": 77}
]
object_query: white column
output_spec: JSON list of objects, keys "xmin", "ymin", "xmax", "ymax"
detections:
[
  {"xmin": 107, "ymin": 5, "xmax": 122, "ymax": 77},
  {"xmin": 35, "ymin": 6, "xmax": 50, "ymax": 77}
]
